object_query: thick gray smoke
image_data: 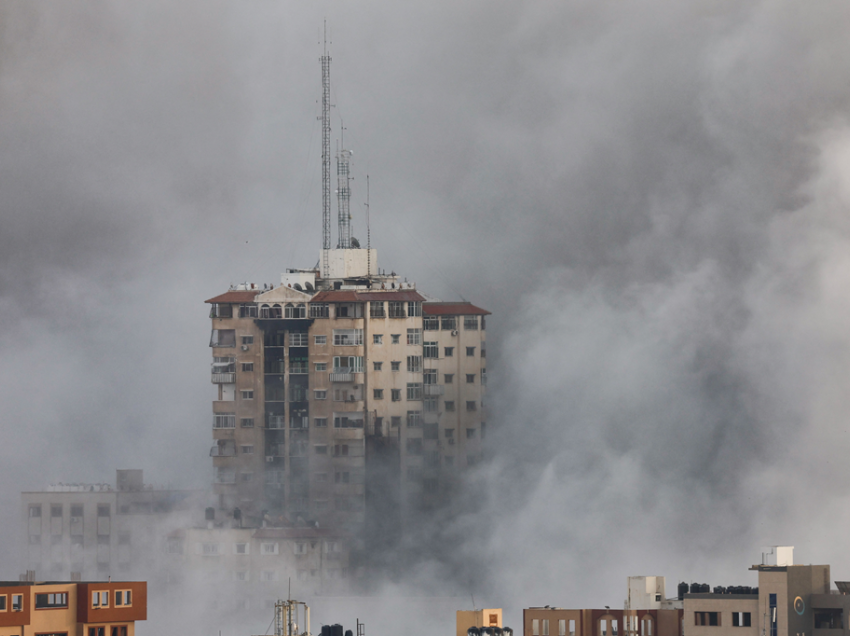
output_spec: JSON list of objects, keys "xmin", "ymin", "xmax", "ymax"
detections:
[{"xmin": 3, "ymin": 1, "xmax": 850, "ymax": 632}]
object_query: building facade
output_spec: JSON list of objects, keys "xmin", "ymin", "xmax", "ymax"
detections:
[
  {"xmin": 0, "ymin": 580, "xmax": 146, "ymax": 636},
  {"xmin": 206, "ymin": 250, "xmax": 490, "ymax": 530},
  {"xmin": 21, "ymin": 470, "xmax": 204, "ymax": 583}
]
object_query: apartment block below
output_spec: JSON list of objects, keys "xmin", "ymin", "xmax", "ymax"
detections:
[{"xmin": 523, "ymin": 547, "xmax": 850, "ymax": 636}]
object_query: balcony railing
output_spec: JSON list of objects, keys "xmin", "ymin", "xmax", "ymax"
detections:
[
  {"xmin": 290, "ymin": 417, "xmax": 309, "ymax": 430},
  {"xmin": 267, "ymin": 416, "xmax": 286, "ymax": 429},
  {"xmin": 330, "ymin": 371, "xmax": 353, "ymax": 383},
  {"xmin": 210, "ymin": 444, "xmax": 236, "ymax": 457},
  {"xmin": 424, "ymin": 384, "xmax": 444, "ymax": 396},
  {"xmin": 211, "ymin": 373, "xmax": 236, "ymax": 384},
  {"xmin": 289, "ymin": 365, "xmax": 309, "ymax": 375}
]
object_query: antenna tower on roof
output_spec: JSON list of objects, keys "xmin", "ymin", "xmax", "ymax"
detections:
[
  {"xmin": 336, "ymin": 124, "xmax": 352, "ymax": 249},
  {"xmin": 320, "ymin": 20, "xmax": 332, "ymax": 276}
]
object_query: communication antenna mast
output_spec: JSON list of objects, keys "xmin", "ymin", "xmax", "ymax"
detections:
[
  {"xmin": 366, "ymin": 175, "xmax": 371, "ymax": 276},
  {"xmin": 320, "ymin": 21, "xmax": 332, "ymax": 278},
  {"xmin": 336, "ymin": 125, "xmax": 352, "ymax": 249}
]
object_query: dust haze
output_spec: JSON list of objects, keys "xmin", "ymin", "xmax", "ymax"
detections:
[{"xmin": 3, "ymin": 0, "xmax": 850, "ymax": 632}]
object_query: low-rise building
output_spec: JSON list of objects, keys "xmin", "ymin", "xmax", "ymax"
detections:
[{"xmin": 0, "ymin": 580, "xmax": 146, "ymax": 636}]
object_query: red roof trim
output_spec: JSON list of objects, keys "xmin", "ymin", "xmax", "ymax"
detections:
[
  {"xmin": 423, "ymin": 302, "xmax": 490, "ymax": 316},
  {"xmin": 205, "ymin": 290, "xmax": 260, "ymax": 304},
  {"xmin": 310, "ymin": 290, "xmax": 426, "ymax": 303}
]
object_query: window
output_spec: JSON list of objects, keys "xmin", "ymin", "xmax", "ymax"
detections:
[
  {"xmin": 388, "ymin": 301, "xmax": 405, "ymax": 318},
  {"xmin": 370, "ymin": 301, "xmax": 385, "ymax": 318},
  {"xmin": 333, "ymin": 329, "xmax": 363, "ymax": 345},
  {"xmin": 464, "ymin": 316, "xmax": 478, "ymax": 330},
  {"xmin": 373, "ymin": 389, "xmax": 384, "ymax": 399},
  {"xmin": 407, "ymin": 329, "xmax": 422, "ymax": 345},
  {"xmin": 391, "ymin": 389, "xmax": 401, "ymax": 401},
  {"xmin": 333, "ymin": 355, "xmax": 364, "ymax": 372},
  {"xmin": 732, "ymin": 613, "xmax": 751, "ymax": 627},
  {"xmin": 467, "ymin": 428, "xmax": 476, "ymax": 439},
  {"xmin": 445, "ymin": 428, "xmax": 454, "ymax": 438},
  {"xmin": 210, "ymin": 329, "xmax": 236, "ymax": 347},
  {"xmin": 424, "ymin": 342, "xmax": 438, "ymax": 358},
  {"xmin": 234, "ymin": 571, "xmax": 249, "ymax": 581},
  {"xmin": 310, "ymin": 303, "xmax": 329, "ymax": 318},
  {"xmin": 466, "ymin": 401, "xmax": 477, "ymax": 411},
  {"xmin": 71, "ymin": 504, "xmax": 83, "ymax": 517},
  {"xmin": 444, "ymin": 374, "xmax": 454, "ymax": 383},
  {"xmin": 441, "ymin": 316, "xmax": 456, "ymax": 331},
  {"xmin": 407, "ymin": 411, "xmax": 422, "ymax": 427},
  {"xmin": 335, "ymin": 471, "xmax": 350, "ymax": 484},
  {"xmin": 314, "ymin": 335, "xmax": 327, "ymax": 345},
  {"xmin": 444, "ymin": 346, "xmax": 454, "ymax": 357},
  {"xmin": 240, "ymin": 445, "xmax": 254, "ymax": 454},
  {"xmin": 333, "ymin": 444, "xmax": 349, "ymax": 457},
  {"xmin": 239, "ymin": 304, "xmax": 258, "ymax": 318},
  {"xmin": 482, "ymin": 369, "xmax": 487, "ymax": 385},
  {"xmin": 11, "ymin": 594, "xmax": 22, "ymax": 611},
  {"xmin": 98, "ymin": 504, "xmax": 110, "ymax": 517},
  {"xmin": 373, "ymin": 334, "xmax": 383, "ymax": 344},
  {"xmin": 242, "ymin": 335, "xmax": 254, "ymax": 345},
  {"xmin": 542, "ymin": 620, "xmax": 550, "ymax": 636},
  {"xmin": 241, "ymin": 362, "xmax": 254, "ymax": 372},
  {"xmin": 424, "ymin": 315, "xmax": 439, "ymax": 330},
  {"xmin": 407, "ymin": 356, "xmax": 422, "ymax": 372},
  {"xmin": 202, "ymin": 543, "xmax": 220, "ymax": 555},
  {"xmin": 466, "ymin": 374, "xmax": 475, "ymax": 384},
  {"xmin": 391, "ymin": 416, "xmax": 401, "ymax": 427},
  {"xmin": 314, "ymin": 390, "xmax": 327, "ymax": 400},
  {"xmin": 424, "ymin": 397, "xmax": 438, "ymax": 412},
  {"xmin": 290, "ymin": 332, "xmax": 309, "ymax": 346},
  {"xmin": 560, "ymin": 620, "xmax": 567, "ymax": 636},
  {"xmin": 261, "ymin": 542, "xmax": 278, "ymax": 555},
  {"xmin": 408, "ymin": 301, "xmax": 422, "ymax": 317},
  {"xmin": 334, "ymin": 415, "xmax": 364, "ymax": 429},
  {"xmin": 262, "ymin": 570, "xmax": 277, "ymax": 582},
  {"xmin": 445, "ymin": 401, "xmax": 455, "ymax": 412},
  {"xmin": 335, "ymin": 302, "xmax": 363, "ymax": 318},
  {"xmin": 407, "ymin": 383, "xmax": 422, "ymax": 400},
  {"xmin": 241, "ymin": 418, "xmax": 254, "ymax": 428},
  {"xmin": 533, "ymin": 620, "xmax": 540, "ymax": 636},
  {"xmin": 211, "ymin": 303, "xmax": 233, "ymax": 318},
  {"xmin": 695, "ymin": 613, "xmax": 720, "ymax": 627},
  {"xmin": 50, "ymin": 504, "xmax": 62, "ymax": 518},
  {"xmin": 234, "ymin": 542, "xmax": 249, "ymax": 555},
  {"xmin": 391, "ymin": 361, "xmax": 401, "ymax": 371},
  {"xmin": 390, "ymin": 334, "xmax": 400, "ymax": 344},
  {"xmin": 315, "ymin": 445, "xmax": 328, "ymax": 455},
  {"xmin": 466, "ymin": 346, "xmax": 476, "ymax": 356},
  {"xmin": 315, "ymin": 362, "xmax": 327, "ymax": 372},
  {"xmin": 284, "ymin": 303, "xmax": 307, "ymax": 319},
  {"xmin": 424, "ymin": 369, "xmax": 437, "ymax": 385},
  {"xmin": 314, "ymin": 417, "xmax": 328, "ymax": 428},
  {"xmin": 35, "ymin": 592, "xmax": 68, "ymax": 608},
  {"xmin": 373, "ymin": 361, "xmax": 383, "ymax": 371},
  {"xmin": 241, "ymin": 390, "xmax": 254, "ymax": 400},
  {"xmin": 214, "ymin": 413, "xmax": 236, "ymax": 428}
]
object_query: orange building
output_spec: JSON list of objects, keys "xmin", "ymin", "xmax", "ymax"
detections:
[{"xmin": 0, "ymin": 581, "xmax": 146, "ymax": 636}]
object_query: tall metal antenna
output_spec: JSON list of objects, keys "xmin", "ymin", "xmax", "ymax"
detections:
[
  {"xmin": 336, "ymin": 123, "xmax": 352, "ymax": 249},
  {"xmin": 320, "ymin": 20, "xmax": 332, "ymax": 278},
  {"xmin": 366, "ymin": 175, "xmax": 371, "ymax": 276}
]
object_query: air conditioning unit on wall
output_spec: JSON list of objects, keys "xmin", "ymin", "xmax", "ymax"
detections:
[{"xmin": 242, "ymin": 345, "xmax": 249, "ymax": 351}]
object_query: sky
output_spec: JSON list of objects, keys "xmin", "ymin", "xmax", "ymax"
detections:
[{"xmin": 3, "ymin": 0, "xmax": 850, "ymax": 631}]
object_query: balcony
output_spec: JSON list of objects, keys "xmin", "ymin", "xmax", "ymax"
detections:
[
  {"xmin": 289, "ymin": 365, "xmax": 309, "ymax": 375},
  {"xmin": 211, "ymin": 372, "xmax": 236, "ymax": 384},
  {"xmin": 210, "ymin": 441, "xmax": 237, "ymax": 457},
  {"xmin": 290, "ymin": 417, "xmax": 309, "ymax": 430},
  {"xmin": 424, "ymin": 384, "xmax": 444, "ymax": 396},
  {"xmin": 267, "ymin": 416, "xmax": 286, "ymax": 429},
  {"xmin": 330, "ymin": 367, "xmax": 353, "ymax": 382}
]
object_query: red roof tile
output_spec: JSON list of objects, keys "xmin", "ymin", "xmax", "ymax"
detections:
[
  {"xmin": 205, "ymin": 290, "xmax": 260, "ymax": 304},
  {"xmin": 311, "ymin": 289, "xmax": 425, "ymax": 303},
  {"xmin": 424, "ymin": 302, "xmax": 490, "ymax": 316}
]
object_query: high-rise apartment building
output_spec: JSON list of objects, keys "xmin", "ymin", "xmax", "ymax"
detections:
[{"xmin": 206, "ymin": 249, "xmax": 489, "ymax": 528}]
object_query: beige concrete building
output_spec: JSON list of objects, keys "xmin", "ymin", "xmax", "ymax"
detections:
[
  {"xmin": 21, "ymin": 470, "xmax": 204, "ymax": 583},
  {"xmin": 205, "ymin": 248, "xmax": 490, "ymax": 531},
  {"xmin": 682, "ymin": 547, "xmax": 850, "ymax": 636}
]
